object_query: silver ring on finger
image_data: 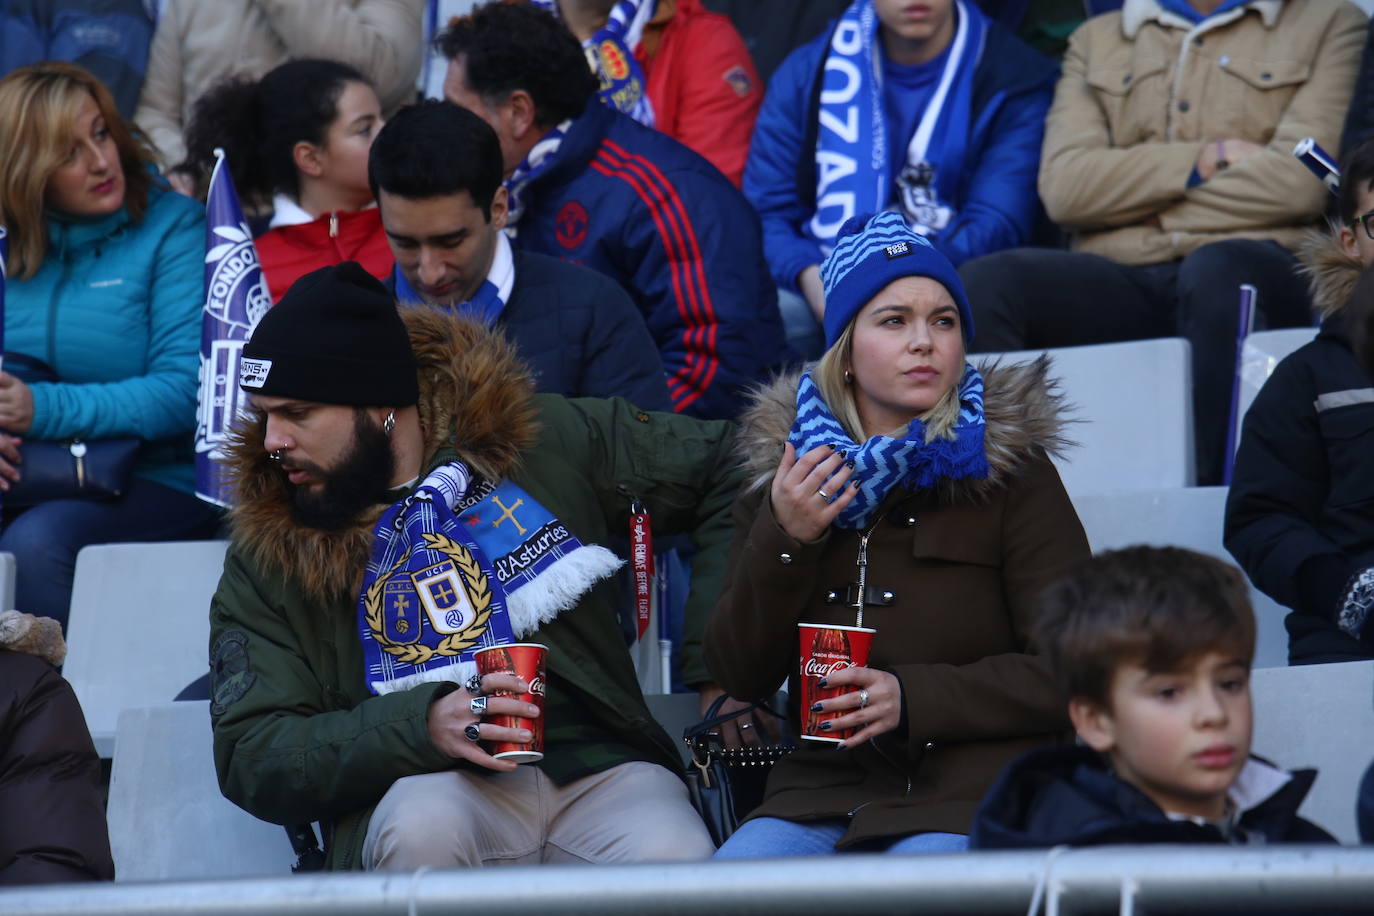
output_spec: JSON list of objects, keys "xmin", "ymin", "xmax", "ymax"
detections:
[
  {"xmin": 469, "ymin": 695, "xmax": 488, "ymax": 716},
  {"xmin": 857, "ymin": 689, "xmax": 869, "ymax": 710},
  {"xmin": 463, "ymin": 723, "xmax": 481, "ymax": 742},
  {"xmin": 817, "ymin": 488, "xmax": 831, "ymax": 500},
  {"xmin": 740, "ymin": 722, "xmax": 753, "ymax": 730},
  {"xmin": 465, "ymin": 673, "xmax": 484, "ymax": 696}
]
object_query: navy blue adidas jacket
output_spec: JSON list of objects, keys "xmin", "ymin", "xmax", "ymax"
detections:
[
  {"xmin": 511, "ymin": 100, "xmax": 787, "ymax": 421},
  {"xmin": 746, "ymin": 19, "xmax": 1056, "ymax": 290}
]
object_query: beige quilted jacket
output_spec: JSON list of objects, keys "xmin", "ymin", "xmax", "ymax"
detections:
[
  {"xmin": 1040, "ymin": 0, "xmax": 1366, "ymax": 265},
  {"xmin": 134, "ymin": 0, "xmax": 424, "ymax": 168}
]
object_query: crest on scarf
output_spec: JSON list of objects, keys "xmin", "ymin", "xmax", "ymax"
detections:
[
  {"xmin": 358, "ymin": 464, "xmax": 621, "ymax": 694},
  {"xmin": 897, "ymin": 162, "xmax": 953, "ymax": 235},
  {"xmin": 598, "ymin": 40, "xmax": 631, "ymax": 81},
  {"xmin": 363, "ymin": 533, "xmax": 494, "ymax": 665}
]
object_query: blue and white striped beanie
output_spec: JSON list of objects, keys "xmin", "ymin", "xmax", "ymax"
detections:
[{"xmin": 820, "ymin": 212, "xmax": 975, "ymax": 349}]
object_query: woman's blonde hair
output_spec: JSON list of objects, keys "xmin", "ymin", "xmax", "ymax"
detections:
[
  {"xmin": 0, "ymin": 62, "xmax": 155, "ymax": 279},
  {"xmin": 814, "ymin": 316, "xmax": 964, "ymax": 442}
]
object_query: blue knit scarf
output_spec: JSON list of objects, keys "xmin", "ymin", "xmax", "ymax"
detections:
[{"xmin": 787, "ymin": 365, "xmax": 989, "ymax": 529}]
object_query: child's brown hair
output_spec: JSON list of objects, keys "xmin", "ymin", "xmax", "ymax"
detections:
[{"xmin": 1034, "ymin": 546, "xmax": 1256, "ymax": 707}]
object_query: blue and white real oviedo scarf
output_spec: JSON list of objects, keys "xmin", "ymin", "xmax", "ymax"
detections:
[
  {"xmin": 358, "ymin": 463, "xmax": 622, "ymax": 694},
  {"xmin": 809, "ymin": 0, "xmax": 986, "ymax": 252},
  {"xmin": 533, "ymin": 0, "xmax": 657, "ymax": 127},
  {"xmin": 787, "ymin": 366, "xmax": 989, "ymax": 530},
  {"xmin": 505, "ymin": 119, "xmax": 572, "ymax": 231}
]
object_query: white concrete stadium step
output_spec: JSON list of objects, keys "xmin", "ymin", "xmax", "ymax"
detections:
[
  {"xmin": 64, "ymin": 540, "xmax": 228, "ymax": 757},
  {"xmin": 976, "ymin": 337, "xmax": 1194, "ymax": 493}
]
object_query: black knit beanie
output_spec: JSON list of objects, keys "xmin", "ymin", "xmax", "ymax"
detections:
[{"xmin": 238, "ymin": 262, "xmax": 419, "ymax": 406}]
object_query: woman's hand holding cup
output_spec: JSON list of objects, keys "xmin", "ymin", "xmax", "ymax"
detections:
[{"xmin": 811, "ymin": 666, "xmax": 901, "ymax": 749}]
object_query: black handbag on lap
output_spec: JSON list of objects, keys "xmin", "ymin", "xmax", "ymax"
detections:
[
  {"xmin": 683, "ymin": 694, "xmax": 794, "ymax": 847},
  {"xmin": 3, "ymin": 352, "xmax": 140, "ymax": 505}
]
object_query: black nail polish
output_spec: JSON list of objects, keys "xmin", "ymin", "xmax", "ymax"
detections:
[
  {"xmin": 818, "ymin": 677, "xmax": 828, "ymax": 688},
  {"xmin": 819, "ymin": 721, "xmax": 832, "ymax": 731},
  {"xmin": 810, "ymin": 702, "xmax": 822, "ymax": 712},
  {"xmin": 846, "ymin": 461, "xmax": 856, "ymax": 469}
]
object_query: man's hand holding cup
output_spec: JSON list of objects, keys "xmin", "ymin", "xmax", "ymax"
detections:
[{"xmin": 427, "ymin": 671, "xmax": 538, "ymax": 771}]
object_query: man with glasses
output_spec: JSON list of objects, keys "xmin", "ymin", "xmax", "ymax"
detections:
[
  {"xmin": 1225, "ymin": 139, "xmax": 1374, "ymax": 667},
  {"xmin": 957, "ymin": 0, "xmax": 1366, "ymax": 485}
]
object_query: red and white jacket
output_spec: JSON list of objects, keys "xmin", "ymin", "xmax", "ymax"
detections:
[{"xmin": 254, "ymin": 197, "xmax": 393, "ymax": 302}]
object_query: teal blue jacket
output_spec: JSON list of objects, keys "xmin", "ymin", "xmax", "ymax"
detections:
[{"xmin": 5, "ymin": 182, "xmax": 205, "ymax": 493}]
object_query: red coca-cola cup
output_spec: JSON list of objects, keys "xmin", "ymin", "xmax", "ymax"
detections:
[
  {"xmin": 797, "ymin": 623, "xmax": 876, "ymax": 743},
  {"xmin": 474, "ymin": 643, "xmax": 547, "ymax": 763}
]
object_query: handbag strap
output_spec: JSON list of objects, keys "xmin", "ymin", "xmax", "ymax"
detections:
[
  {"xmin": 683, "ymin": 693, "xmax": 787, "ymax": 742},
  {"xmin": 2, "ymin": 351, "xmax": 59, "ymax": 385},
  {"xmin": 683, "ymin": 693, "xmax": 794, "ymax": 773}
]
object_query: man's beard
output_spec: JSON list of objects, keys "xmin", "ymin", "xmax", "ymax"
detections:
[{"xmin": 287, "ymin": 410, "xmax": 396, "ymax": 531}]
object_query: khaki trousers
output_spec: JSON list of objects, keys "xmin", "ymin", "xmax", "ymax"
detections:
[{"xmin": 363, "ymin": 761, "xmax": 715, "ymax": 869}]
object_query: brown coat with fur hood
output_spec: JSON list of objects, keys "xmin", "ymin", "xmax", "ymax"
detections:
[
  {"xmin": 210, "ymin": 309, "xmax": 741, "ymax": 870},
  {"xmin": 704, "ymin": 359, "xmax": 1090, "ymax": 846}
]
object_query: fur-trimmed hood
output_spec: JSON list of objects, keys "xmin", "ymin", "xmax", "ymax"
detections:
[
  {"xmin": 1297, "ymin": 226, "xmax": 1362, "ymax": 318},
  {"xmin": 736, "ymin": 356, "xmax": 1073, "ymax": 503},
  {"xmin": 223, "ymin": 308, "xmax": 540, "ymax": 603}
]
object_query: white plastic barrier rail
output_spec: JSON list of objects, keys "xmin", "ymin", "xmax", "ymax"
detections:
[{"xmin": 3, "ymin": 847, "xmax": 1373, "ymax": 915}]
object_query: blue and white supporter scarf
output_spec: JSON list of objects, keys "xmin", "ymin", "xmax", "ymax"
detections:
[
  {"xmin": 533, "ymin": 0, "xmax": 657, "ymax": 127},
  {"xmin": 505, "ymin": 119, "xmax": 572, "ymax": 231},
  {"xmin": 809, "ymin": 0, "xmax": 986, "ymax": 252},
  {"xmin": 787, "ymin": 366, "xmax": 989, "ymax": 529},
  {"xmin": 393, "ymin": 231, "xmax": 516, "ymax": 324},
  {"xmin": 358, "ymin": 463, "xmax": 623, "ymax": 694}
]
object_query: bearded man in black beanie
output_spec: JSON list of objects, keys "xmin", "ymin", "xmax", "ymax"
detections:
[{"xmin": 209, "ymin": 262, "xmax": 734, "ymax": 870}]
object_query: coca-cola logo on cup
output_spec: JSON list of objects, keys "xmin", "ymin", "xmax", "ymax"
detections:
[
  {"xmin": 803, "ymin": 657, "xmax": 855, "ymax": 679},
  {"xmin": 528, "ymin": 675, "xmax": 545, "ymax": 696}
]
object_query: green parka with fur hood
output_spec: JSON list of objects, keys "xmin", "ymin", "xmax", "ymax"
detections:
[
  {"xmin": 705, "ymin": 358, "xmax": 1090, "ymax": 847},
  {"xmin": 208, "ymin": 308, "xmax": 740, "ymax": 870}
]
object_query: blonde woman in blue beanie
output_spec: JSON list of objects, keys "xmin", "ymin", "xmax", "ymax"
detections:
[{"xmin": 704, "ymin": 212, "xmax": 1090, "ymax": 857}]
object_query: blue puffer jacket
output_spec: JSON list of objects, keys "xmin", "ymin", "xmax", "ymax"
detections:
[
  {"xmin": 5, "ymin": 182, "xmax": 206, "ymax": 493},
  {"xmin": 745, "ymin": 18, "xmax": 1057, "ymax": 289},
  {"xmin": 512, "ymin": 99, "xmax": 787, "ymax": 422}
]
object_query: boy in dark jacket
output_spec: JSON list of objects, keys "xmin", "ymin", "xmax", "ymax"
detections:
[
  {"xmin": 971, "ymin": 546, "xmax": 1334, "ymax": 849},
  {"xmin": 1225, "ymin": 141, "xmax": 1374, "ymax": 667}
]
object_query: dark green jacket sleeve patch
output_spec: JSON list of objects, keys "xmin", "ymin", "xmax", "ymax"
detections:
[{"xmin": 210, "ymin": 629, "xmax": 257, "ymax": 718}]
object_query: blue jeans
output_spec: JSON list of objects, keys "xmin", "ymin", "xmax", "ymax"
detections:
[
  {"xmin": 714, "ymin": 817, "xmax": 968, "ymax": 858},
  {"xmin": 0, "ymin": 475, "xmax": 222, "ymax": 629}
]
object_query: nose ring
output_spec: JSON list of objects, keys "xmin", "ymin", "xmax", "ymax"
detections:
[{"xmin": 268, "ymin": 448, "xmax": 285, "ymax": 462}]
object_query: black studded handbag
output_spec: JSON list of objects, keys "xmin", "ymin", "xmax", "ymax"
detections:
[
  {"xmin": 683, "ymin": 693, "xmax": 794, "ymax": 847},
  {"xmin": 2, "ymin": 352, "xmax": 140, "ymax": 505}
]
